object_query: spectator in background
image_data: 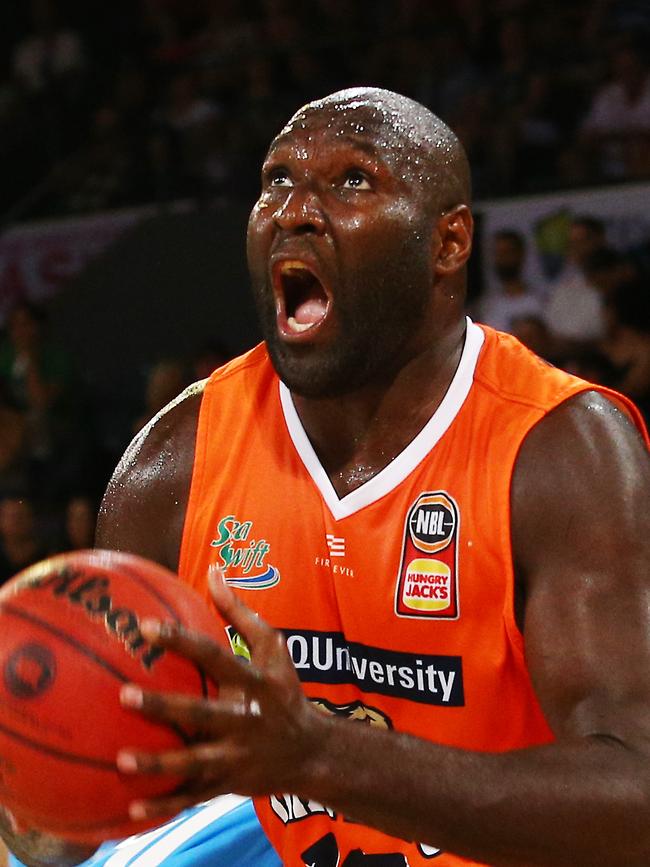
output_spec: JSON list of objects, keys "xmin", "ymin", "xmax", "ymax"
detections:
[
  {"xmin": 0, "ymin": 494, "xmax": 49, "ymax": 585},
  {"xmin": 579, "ymin": 36, "xmax": 650, "ymax": 180},
  {"xmin": 479, "ymin": 230, "xmax": 544, "ymax": 333},
  {"xmin": 486, "ymin": 14, "xmax": 532, "ymax": 194},
  {"xmin": 191, "ymin": 339, "xmax": 233, "ymax": 381},
  {"xmin": 544, "ymin": 216, "xmax": 607, "ymax": 344},
  {"xmin": 12, "ymin": 0, "xmax": 85, "ymax": 97},
  {"xmin": 0, "ymin": 381, "xmax": 28, "ymax": 499},
  {"xmin": 61, "ymin": 494, "xmax": 97, "ymax": 551},
  {"xmin": 11, "ymin": 0, "xmax": 87, "ymax": 165},
  {"xmin": 55, "ymin": 106, "xmax": 139, "ymax": 214},
  {"xmin": 510, "ymin": 314, "xmax": 559, "ymax": 365},
  {"xmin": 599, "ymin": 280, "xmax": 650, "ymax": 422},
  {"xmin": 151, "ymin": 69, "xmax": 225, "ymax": 198},
  {"xmin": 0, "ymin": 302, "xmax": 75, "ymax": 457},
  {"xmin": 132, "ymin": 358, "xmax": 189, "ymax": 434},
  {"xmin": 583, "ymin": 247, "xmax": 640, "ymax": 301},
  {"xmin": 0, "ymin": 301, "xmax": 85, "ymax": 504},
  {"xmin": 511, "ymin": 71, "xmax": 562, "ymax": 191}
]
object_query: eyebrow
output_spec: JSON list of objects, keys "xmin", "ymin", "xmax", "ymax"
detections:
[{"xmin": 266, "ymin": 131, "xmax": 383, "ymax": 163}]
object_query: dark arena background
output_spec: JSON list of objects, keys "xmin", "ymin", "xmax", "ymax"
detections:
[{"xmin": 0, "ymin": 3, "xmax": 649, "ymax": 857}]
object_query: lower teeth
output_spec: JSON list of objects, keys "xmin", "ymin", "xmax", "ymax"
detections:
[{"xmin": 288, "ymin": 316, "xmax": 313, "ymax": 333}]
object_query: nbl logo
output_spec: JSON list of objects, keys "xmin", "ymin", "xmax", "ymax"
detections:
[
  {"xmin": 396, "ymin": 492, "xmax": 460, "ymax": 620},
  {"xmin": 408, "ymin": 494, "xmax": 456, "ymax": 554}
]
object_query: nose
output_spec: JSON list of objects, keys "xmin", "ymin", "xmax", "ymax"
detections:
[{"xmin": 272, "ymin": 187, "xmax": 326, "ymax": 235}]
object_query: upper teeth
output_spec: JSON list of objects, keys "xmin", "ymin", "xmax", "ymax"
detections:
[
  {"xmin": 288, "ymin": 317, "xmax": 312, "ymax": 333},
  {"xmin": 281, "ymin": 260, "xmax": 308, "ymax": 273}
]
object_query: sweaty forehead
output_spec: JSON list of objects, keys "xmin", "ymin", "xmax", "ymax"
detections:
[
  {"xmin": 273, "ymin": 103, "xmax": 424, "ymax": 167},
  {"xmin": 267, "ymin": 88, "xmax": 469, "ymax": 205}
]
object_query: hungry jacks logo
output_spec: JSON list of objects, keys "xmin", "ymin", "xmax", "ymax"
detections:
[
  {"xmin": 210, "ymin": 515, "xmax": 280, "ymax": 590},
  {"xmin": 395, "ymin": 492, "xmax": 459, "ymax": 619}
]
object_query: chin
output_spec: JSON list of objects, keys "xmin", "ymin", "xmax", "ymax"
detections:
[{"xmin": 266, "ymin": 341, "xmax": 363, "ymax": 399}]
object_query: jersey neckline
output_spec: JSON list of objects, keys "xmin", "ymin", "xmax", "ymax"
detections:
[{"xmin": 279, "ymin": 317, "xmax": 485, "ymax": 521}]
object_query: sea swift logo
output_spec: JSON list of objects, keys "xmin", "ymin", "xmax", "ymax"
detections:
[
  {"xmin": 210, "ymin": 515, "xmax": 280, "ymax": 590},
  {"xmin": 395, "ymin": 492, "xmax": 460, "ymax": 620}
]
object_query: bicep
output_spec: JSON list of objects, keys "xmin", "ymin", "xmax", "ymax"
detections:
[{"xmin": 513, "ymin": 392, "xmax": 650, "ymax": 746}]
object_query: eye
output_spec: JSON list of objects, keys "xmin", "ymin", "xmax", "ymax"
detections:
[
  {"xmin": 342, "ymin": 170, "xmax": 371, "ymax": 190},
  {"xmin": 267, "ymin": 168, "xmax": 293, "ymax": 187}
]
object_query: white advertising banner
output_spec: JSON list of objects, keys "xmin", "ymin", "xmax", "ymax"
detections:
[{"xmin": 478, "ymin": 182, "xmax": 650, "ymax": 296}]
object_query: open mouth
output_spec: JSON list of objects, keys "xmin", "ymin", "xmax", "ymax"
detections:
[{"xmin": 272, "ymin": 260, "xmax": 330, "ymax": 337}]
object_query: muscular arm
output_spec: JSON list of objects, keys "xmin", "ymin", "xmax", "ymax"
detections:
[
  {"xmin": 282, "ymin": 391, "xmax": 650, "ymax": 865},
  {"xmin": 119, "ymin": 390, "xmax": 650, "ymax": 867}
]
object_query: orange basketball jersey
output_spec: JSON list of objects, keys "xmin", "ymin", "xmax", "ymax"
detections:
[{"xmin": 179, "ymin": 320, "xmax": 648, "ymax": 866}]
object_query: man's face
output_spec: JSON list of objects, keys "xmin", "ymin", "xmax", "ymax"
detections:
[
  {"xmin": 0, "ymin": 499, "xmax": 33, "ymax": 540},
  {"xmin": 567, "ymin": 223, "xmax": 603, "ymax": 266},
  {"xmin": 246, "ymin": 106, "xmax": 440, "ymax": 398},
  {"xmin": 493, "ymin": 236, "xmax": 523, "ymax": 282}
]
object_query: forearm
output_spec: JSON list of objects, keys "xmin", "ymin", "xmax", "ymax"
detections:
[{"xmin": 296, "ymin": 714, "xmax": 650, "ymax": 867}]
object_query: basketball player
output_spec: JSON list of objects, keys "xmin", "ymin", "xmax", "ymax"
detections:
[{"xmin": 4, "ymin": 88, "xmax": 650, "ymax": 866}]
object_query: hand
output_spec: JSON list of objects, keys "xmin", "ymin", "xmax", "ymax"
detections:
[{"xmin": 117, "ymin": 570, "xmax": 326, "ymax": 822}]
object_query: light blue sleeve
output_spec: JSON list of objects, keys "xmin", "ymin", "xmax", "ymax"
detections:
[{"xmin": 9, "ymin": 795, "xmax": 281, "ymax": 867}]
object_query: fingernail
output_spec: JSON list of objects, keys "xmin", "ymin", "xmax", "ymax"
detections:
[
  {"xmin": 129, "ymin": 802, "xmax": 147, "ymax": 820},
  {"xmin": 208, "ymin": 564, "xmax": 227, "ymax": 587},
  {"xmin": 140, "ymin": 618, "xmax": 161, "ymax": 640},
  {"xmin": 117, "ymin": 751, "xmax": 138, "ymax": 773},
  {"xmin": 121, "ymin": 684, "xmax": 143, "ymax": 708}
]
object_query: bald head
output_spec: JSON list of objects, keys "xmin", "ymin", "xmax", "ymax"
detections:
[{"xmin": 276, "ymin": 87, "xmax": 471, "ymax": 213}]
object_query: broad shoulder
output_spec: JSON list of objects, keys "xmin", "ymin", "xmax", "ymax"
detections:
[
  {"xmin": 96, "ymin": 380, "xmax": 206, "ymax": 571},
  {"xmin": 510, "ymin": 390, "xmax": 650, "ymax": 742},
  {"xmin": 512, "ymin": 389, "xmax": 649, "ymax": 591}
]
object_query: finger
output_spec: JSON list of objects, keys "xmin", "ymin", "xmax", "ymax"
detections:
[
  {"xmin": 120, "ymin": 683, "xmax": 254, "ymax": 733},
  {"xmin": 117, "ymin": 741, "xmax": 227, "ymax": 778},
  {"xmin": 208, "ymin": 566, "xmax": 276, "ymax": 649},
  {"xmin": 138, "ymin": 619, "xmax": 265, "ymax": 690}
]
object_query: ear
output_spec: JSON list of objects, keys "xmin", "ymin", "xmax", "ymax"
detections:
[{"xmin": 433, "ymin": 205, "xmax": 473, "ymax": 276}]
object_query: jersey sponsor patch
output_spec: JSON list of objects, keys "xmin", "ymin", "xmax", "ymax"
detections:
[
  {"xmin": 210, "ymin": 514, "xmax": 280, "ymax": 589},
  {"xmin": 395, "ymin": 492, "xmax": 460, "ymax": 620},
  {"xmin": 283, "ymin": 628, "xmax": 464, "ymax": 706}
]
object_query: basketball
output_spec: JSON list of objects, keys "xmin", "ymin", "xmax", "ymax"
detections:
[{"xmin": 0, "ymin": 549, "xmax": 222, "ymax": 845}]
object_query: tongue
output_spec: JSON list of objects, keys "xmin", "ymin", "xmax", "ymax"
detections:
[{"xmin": 293, "ymin": 296, "xmax": 328, "ymax": 325}]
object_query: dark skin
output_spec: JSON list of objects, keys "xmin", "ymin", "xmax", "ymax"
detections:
[{"xmin": 4, "ymin": 89, "xmax": 650, "ymax": 866}]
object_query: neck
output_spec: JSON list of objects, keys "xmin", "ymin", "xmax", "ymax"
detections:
[{"xmin": 292, "ymin": 317, "xmax": 467, "ymax": 497}]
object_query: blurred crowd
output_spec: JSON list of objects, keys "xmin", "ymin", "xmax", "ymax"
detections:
[
  {"xmin": 1, "ymin": 0, "xmax": 650, "ymax": 220},
  {"xmin": 474, "ymin": 216, "xmax": 650, "ymax": 423}
]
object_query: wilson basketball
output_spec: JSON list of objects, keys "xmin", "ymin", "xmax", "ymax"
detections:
[{"xmin": 0, "ymin": 549, "xmax": 222, "ymax": 844}]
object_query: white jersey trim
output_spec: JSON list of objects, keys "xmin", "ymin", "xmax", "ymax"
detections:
[{"xmin": 279, "ymin": 317, "xmax": 485, "ymax": 521}]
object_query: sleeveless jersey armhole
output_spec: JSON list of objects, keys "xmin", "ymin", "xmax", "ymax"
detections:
[{"xmin": 501, "ymin": 382, "xmax": 649, "ymax": 654}]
